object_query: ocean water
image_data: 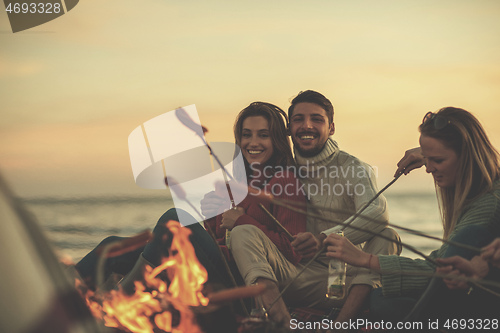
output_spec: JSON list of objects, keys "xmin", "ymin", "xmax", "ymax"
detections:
[{"xmin": 21, "ymin": 192, "xmax": 442, "ymax": 262}]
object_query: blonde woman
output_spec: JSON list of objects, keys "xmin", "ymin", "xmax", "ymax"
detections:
[{"xmin": 325, "ymin": 107, "xmax": 500, "ymax": 321}]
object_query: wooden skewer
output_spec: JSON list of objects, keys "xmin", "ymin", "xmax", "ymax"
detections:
[
  {"xmin": 259, "ymin": 204, "xmax": 294, "ymax": 241},
  {"xmin": 341, "ymin": 173, "xmax": 402, "ymax": 230},
  {"xmin": 272, "ymin": 198, "xmax": 438, "ymax": 265},
  {"xmin": 273, "ymin": 197, "xmax": 482, "ymax": 254},
  {"xmin": 258, "ymin": 204, "xmax": 334, "ymax": 268}
]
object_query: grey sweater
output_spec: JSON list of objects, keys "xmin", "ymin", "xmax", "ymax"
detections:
[{"xmin": 294, "ymin": 137, "xmax": 389, "ymax": 244}]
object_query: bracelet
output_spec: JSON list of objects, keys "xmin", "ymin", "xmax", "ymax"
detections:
[{"xmin": 368, "ymin": 254, "xmax": 373, "ymax": 269}]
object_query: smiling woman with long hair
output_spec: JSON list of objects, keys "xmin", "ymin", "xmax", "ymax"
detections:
[
  {"xmin": 234, "ymin": 102, "xmax": 294, "ymax": 177},
  {"xmin": 200, "ymin": 102, "xmax": 307, "ymax": 323},
  {"xmin": 202, "ymin": 102, "xmax": 305, "ymax": 266},
  {"xmin": 323, "ymin": 107, "xmax": 500, "ymax": 321}
]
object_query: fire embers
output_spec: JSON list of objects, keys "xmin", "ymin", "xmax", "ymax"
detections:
[{"xmin": 79, "ymin": 220, "xmax": 208, "ymax": 333}]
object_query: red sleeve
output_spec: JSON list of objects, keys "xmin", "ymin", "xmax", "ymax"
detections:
[{"xmin": 233, "ymin": 170, "xmax": 306, "ymax": 265}]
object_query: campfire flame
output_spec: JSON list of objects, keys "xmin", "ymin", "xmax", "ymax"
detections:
[{"xmin": 80, "ymin": 220, "xmax": 208, "ymax": 333}]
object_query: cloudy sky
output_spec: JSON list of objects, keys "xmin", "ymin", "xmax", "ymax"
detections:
[{"xmin": 1, "ymin": 0, "xmax": 499, "ymax": 197}]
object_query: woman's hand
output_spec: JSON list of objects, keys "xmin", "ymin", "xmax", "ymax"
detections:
[
  {"xmin": 436, "ymin": 255, "xmax": 489, "ymax": 290},
  {"xmin": 324, "ymin": 233, "xmax": 371, "ymax": 268},
  {"xmin": 435, "ymin": 263, "xmax": 469, "ymax": 290},
  {"xmin": 200, "ymin": 191, "xmax": 228, "ymax": 218},
  {"xmin": 394, "ymin": 147, "xmax": 425, "ymax": 177},
  {"xmin": 221, "ymin": 207, "xmax": 245, "ymax": 230},
  {"xmin": 481, "ymin": 238, "xmax": 500, "ymax": 268}
]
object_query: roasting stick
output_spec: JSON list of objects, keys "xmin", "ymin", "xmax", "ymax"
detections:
[
  {"xmin": 175, "ymin": 107, "xmax": 235, "ymax": 182},
  {"xmin": 176, "ymin": 107, "xmax": 239, "ymax": 251},
  {"xmin": 269, "ymin": 197, "xmax": 482, "ymax": 255},
  {"xmin": 340, "ymin": 172, "xmax": 402, "ymax": 231},
  {"xmin": 259, "ymin": 203, "xmax": 329, "ymax": 269},
  {"xmin": 164, "ymin": 177, "xmax": 250, "ymax": 316},
  {"xmin": 266, "ymin": 175, "xmax": 408, "ymax": 313},
  {"xmin": 270, "ymin": 195, "xmax": 437, "ymax": 264},
  {"xmin": 258, "ymin": 204, "xmax": 294, "ymax": 240}
]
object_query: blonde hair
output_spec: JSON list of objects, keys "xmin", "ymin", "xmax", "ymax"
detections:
[{"xmin": 420, "ymin": 107, "xmax": 500, "ymax": 239}]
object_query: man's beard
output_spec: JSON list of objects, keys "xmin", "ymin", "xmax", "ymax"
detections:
[{"xmin": 294, "ymin": 142, "xmax": 324, "ymax": 157}]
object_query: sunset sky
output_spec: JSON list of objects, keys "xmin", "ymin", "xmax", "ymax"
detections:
[{"xmin": 1, "ymin": 0, "xmax": 499, "ymax": 197}]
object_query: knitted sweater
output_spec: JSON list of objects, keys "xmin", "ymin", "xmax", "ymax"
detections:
[
  {"xmin": 204, "ymin": 169, "xmax": 307, "ymax": 265},
  {"xmin": 294, "ymin": 137, "xmax": 389, "ymax": 245},
  {"xmin": 379, "ymin": 184, "xmax": 500, "ymax": 296}
]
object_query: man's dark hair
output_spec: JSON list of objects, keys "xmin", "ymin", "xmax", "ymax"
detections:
[{"xmin": 288, "ymin": 90, "xmax": 334, "ymax": 124}]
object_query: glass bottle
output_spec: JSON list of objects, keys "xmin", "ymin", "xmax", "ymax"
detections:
[
  {"xmin": 249, "ymin": 283, "xmax": 268, "ymax": 320},
  {"xmin": 326, "ymin": 231, "xmax": 346, "ymax": 300},
  {"xmin": 250, "ymin": 294, "xmax": 268, "ymax": 320}
]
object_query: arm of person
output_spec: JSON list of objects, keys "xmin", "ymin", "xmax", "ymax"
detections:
[
  {"xmin": 436, "ymin": 255, "xmax": 490, "ymax": 290},
  {"xmin": 394, "ymin": 147, "xmax": 425, "ymax": 177},
  {"xmin": 325, "ymin": 232, "xmax": 435, "ymax": 296},
  {"xmin": 481, "ymin": 238, "xmax": 500, "ymax": 268},
  {"xmin": 324, "ymin": 232, "xmax": 379, "ymax": 269}
]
